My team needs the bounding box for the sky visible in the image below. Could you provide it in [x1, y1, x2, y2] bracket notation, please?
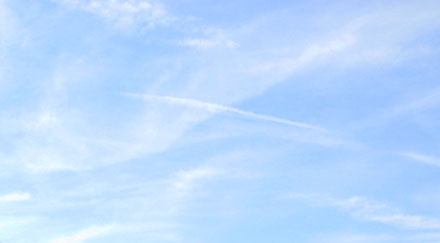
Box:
[1, 0, 440, 242]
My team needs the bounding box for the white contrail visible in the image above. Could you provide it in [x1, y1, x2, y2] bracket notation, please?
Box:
[126, 93, 323, 130]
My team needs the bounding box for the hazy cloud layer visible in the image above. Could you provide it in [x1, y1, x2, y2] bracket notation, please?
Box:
[0, 0, 440, 242]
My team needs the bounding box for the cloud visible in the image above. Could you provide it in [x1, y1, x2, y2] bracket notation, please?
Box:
[172, 167, 219, 191]
[0, 193, 30, 202]
[394, 88, 440, 115]
[52, 225, 115, 243]
[174, 32, 359, 108]
[352, 87, 440, 129]
[50, 222, 181, 243]
[399, 152, 440, 167]
[180, 38, 238, 49]
[52, 0, 172, 30]
[310, 233, 395, 243]
[289, 194, 440, 230]
[164, 166, 221, 215]
[126, 93, 323, 130]
[311, 233, 440, 243]
[248, 34, 357, 74]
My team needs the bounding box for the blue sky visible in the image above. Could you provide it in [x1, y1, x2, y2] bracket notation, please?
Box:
[1, 0, 440, 242]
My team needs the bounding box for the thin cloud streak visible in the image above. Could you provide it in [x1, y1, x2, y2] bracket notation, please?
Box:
[52, 225, 115, 243]
[288, 194, 440, 230]
[126, 93, 324, 130]
[399, 152, 440, 167]
[52, 0, 172, 29]
[0, 193, 30, 202]
[352, 88, 440, 130]
[180, 38, 238, 49]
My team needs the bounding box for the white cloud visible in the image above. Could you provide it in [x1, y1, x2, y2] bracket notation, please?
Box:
[311, 233, 440, 243]
[0, 193, 30, 202]
[126, 93, 323, 130]
[286, 34, 357, 71]
[175, 31, 358, 107]
[8, 0, 437, 177]
[394, 88, 440, 115]
[52, 0, 172, 30]
[289, 194, 440, 230]
[156, 165, 224, 217]
[352, 88, 440, 129]
[52, 225, 115, 243]
[399, 152, 440, 167]
[173, 167, 219, 191]
[248, 34, 357, 74]
[180, 38, 238, 49]
[178, 26, 239, 49]
[310, 233, 395, 243]
[50, 222, 182, 243]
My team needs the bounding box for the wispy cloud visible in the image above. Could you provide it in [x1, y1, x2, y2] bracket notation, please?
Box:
[392, 88, 440, 116]
[2, 1, 440, 242]
[180, 38, 238, 49]
[126, 93, 323, 130]
[399, 152, 440, 167]
[172, 167, 219, 191]
[310, 233, 395, 243]
[289, 194, 440, 230]
[350, 87, 440, 130]
[52, 225, 115, 243]
[248, 34, 357, 74]
[0, 193, 30, 202]
[163, 165, 221, 215]
[311, 232, 440, 243]
[52, 0, 172, 30]
[51, 222, 181, 243]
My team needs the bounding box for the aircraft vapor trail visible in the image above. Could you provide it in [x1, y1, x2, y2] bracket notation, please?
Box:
[126, 93, 323, 131]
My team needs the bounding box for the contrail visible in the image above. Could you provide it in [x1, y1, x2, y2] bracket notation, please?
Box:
[125, 93, 323, 130]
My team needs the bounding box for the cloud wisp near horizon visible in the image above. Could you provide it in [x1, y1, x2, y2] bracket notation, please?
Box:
[1, 0, 440, 242]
